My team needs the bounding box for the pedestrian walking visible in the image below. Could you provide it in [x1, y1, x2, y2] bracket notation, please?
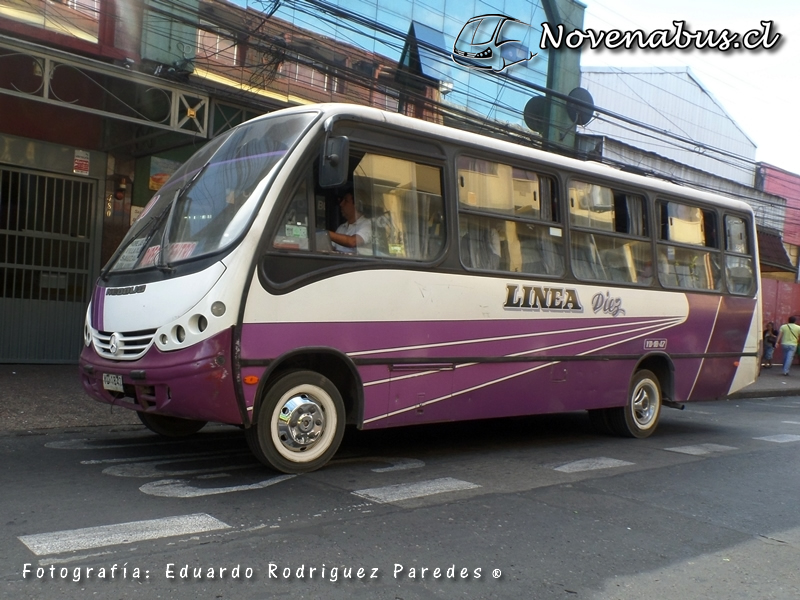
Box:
[775, 316, 800, 376]
[763, 322, 778, 369]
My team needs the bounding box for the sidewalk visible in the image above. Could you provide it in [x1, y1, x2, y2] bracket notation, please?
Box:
[0, 363, 797, 434]
[728, 364, 800, 399]
[0, 364, 138, 434]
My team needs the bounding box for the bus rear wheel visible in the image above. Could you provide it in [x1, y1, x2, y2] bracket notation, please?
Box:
[608, 369, 662, 438]
[246, 370, 345, 474]
[137, 412, 207, 437]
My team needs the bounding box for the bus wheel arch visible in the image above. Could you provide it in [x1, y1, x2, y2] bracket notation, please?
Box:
[608, 369, 662, 438]
[246, 369, 346, 473]
[591, 355, 673, 438]
[635, 354, 674, 405]
[245, 350, 361, 473]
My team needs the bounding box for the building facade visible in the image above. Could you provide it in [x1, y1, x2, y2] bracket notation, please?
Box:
[756, 163, 800, 325]
[0, 0, 585, 362]
[577, 65, 797, 327]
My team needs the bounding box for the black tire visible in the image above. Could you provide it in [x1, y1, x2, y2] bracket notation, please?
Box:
[588, 408, 614, 435]
[137, 411, 207, 437]
[608, 369, 662, 438]
[245, 370, 345, 474]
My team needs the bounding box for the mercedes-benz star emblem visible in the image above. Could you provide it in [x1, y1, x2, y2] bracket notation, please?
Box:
[109, 333, 121, 356]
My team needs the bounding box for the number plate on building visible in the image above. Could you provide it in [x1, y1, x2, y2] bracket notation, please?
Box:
[102, 373, 124, 393]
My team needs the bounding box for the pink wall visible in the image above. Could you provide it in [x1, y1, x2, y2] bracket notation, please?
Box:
[762, 278, 800, 326]
[759, 164, 800, 246]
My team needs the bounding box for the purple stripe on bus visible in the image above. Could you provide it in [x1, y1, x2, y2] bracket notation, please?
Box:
[240, 317, 683, 362]
[688, 295, 756, 401]
[92, 286, 105, 331]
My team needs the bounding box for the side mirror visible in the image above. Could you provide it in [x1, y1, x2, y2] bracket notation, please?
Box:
[319, 136, 349, 188]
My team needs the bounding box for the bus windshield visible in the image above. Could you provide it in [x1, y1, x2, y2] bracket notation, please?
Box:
[108, 111, 318, 272]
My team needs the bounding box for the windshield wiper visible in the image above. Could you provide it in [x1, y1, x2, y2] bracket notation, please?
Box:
[99, 201, 172, 280]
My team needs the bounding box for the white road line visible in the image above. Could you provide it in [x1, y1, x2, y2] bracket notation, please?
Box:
[18, 513, 230, 556]
[82, 449, 245, 465]
[39, 551, 115, 566]
[139, 475, 295, 498]
[754, 434, 800, 443]
[102, 455, 255, 478]
[371, 458, 425, 473]
[330, 456, 425, 472]
[554, 457, 634, 473]
[781, 421, 800, 425]
[664, 444, 737, 456]
[352, 478, 480, 503]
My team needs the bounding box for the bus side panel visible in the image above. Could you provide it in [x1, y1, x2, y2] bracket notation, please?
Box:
[687, 295, 759, 401]
[239, 323, 393, 421]
[376, 359, 641, 428]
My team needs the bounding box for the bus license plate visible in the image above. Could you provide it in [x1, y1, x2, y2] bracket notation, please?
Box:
[102, 373, 124, 393]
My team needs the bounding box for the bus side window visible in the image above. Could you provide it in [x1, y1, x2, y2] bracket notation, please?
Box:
[350, 154, 445, 261]
[724, 214, 755, 295]
[568, 182, 652, 285]
[657, 200, 721, 291]
[457, 156, 563, 276]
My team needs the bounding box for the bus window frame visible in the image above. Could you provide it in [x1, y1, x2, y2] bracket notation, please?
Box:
[723, 211, 758, 296]
[655, 197, 724, 294]
[258, 137, 451, 292]
[455, 151, 566, 279]
[565, 176, 653, 287]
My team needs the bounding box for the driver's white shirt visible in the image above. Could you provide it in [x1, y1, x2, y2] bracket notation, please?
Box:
[333, 215, 372, 254]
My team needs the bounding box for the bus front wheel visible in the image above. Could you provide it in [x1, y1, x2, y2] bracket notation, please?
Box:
[137, 412, 207, 437]
[608, 369, 662, 438]
[246, 370, 345, 474]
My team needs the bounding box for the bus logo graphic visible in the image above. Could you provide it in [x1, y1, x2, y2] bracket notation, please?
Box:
[504, 284, 582, 311]
[109, 333, 121, 356]
[452, 14, 538, 73]
[644, 339, 667, 350]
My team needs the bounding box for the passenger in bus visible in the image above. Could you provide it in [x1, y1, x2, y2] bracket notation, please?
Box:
[329, 184, 372, 254]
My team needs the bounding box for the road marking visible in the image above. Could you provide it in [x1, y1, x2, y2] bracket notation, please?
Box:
[139, 475, 295, 498]
[664, 444, 737, 456]
[82, 449, 245, 465]
[39, 551, 115, 566]
[103, 454, 254, 478]
[554, 457, 634, 473]
[330, 456, 426, 472]
[781, 421, 800, 425]
[371, 458, 425, 473]
[352, 478, 480, 503]
[45, 438, 180, 450]
[18, 513, 230, 556]
[754, 434, 800, 443]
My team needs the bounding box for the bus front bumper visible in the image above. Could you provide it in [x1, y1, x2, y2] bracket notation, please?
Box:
[78, 327, 242, 425]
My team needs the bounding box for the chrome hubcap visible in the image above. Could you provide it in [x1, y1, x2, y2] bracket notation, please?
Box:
[276, 394, 326, 452]
[632, 381, 658, 427]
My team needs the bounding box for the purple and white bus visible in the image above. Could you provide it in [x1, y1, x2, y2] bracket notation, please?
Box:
[80, 103, 761, 473]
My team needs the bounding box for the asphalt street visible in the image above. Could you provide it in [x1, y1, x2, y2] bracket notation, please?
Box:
[1, 365, 800, 600]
